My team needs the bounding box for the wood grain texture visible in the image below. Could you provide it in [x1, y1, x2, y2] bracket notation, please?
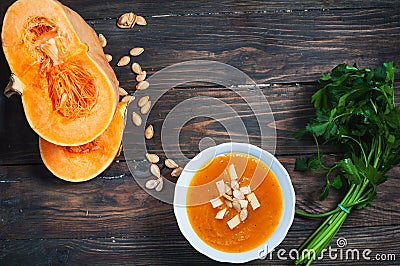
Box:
[2, 0, 397, 22]
[0, 83, 339, 165]
[2, 81, 400, 165]
[1, 225, 399, 265]
[62, 0, 400, 19]
[0, 157, 399, 240]
[1, 4, 400, 85]
[96, 8, 400, 84]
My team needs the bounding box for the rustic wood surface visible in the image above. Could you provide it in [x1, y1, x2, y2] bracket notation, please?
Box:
[1, 0, 399, 265]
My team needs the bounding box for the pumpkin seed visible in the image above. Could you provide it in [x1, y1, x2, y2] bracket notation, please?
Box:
[225, 184, 233, 195]
[171, 167, 182, 177]
[145, 124, 154, 139]
[239, 199, 249, 209]
[136, 16, 147, 26]
[240, 208, 248, 221]
[225, 199, 233, 208]
[98, 33, 107, 47]
[231, 179, 239, 190]
[131, 62, 142, 74]
[121, 95, 135, 104]
[233, 189, 245, 200]
[165, 159, 178, 169]
[155, 178, 163, 191]
[40, 58, 50, 73]
[118, 87, 128, 96]
[117, 12, 137, 28]
[240, 186, 251, 195]
[131, 111, 142, 126]
[140, 100, 151, 115]
[232, 200, 241, 212]
[136, 80, 149, 90]
[150, 163, 160, 178]
[138, 96, 149, 108]
[118, 13, 128, 26]
[145, 179, 159, 190]
[136, 71, 147, 82]
[130, 47, 144, 57]
[105, 54, 113, 62]
[117, 55, 130, 66]
[59, 93, 67, 108]
[222, 194, 233, 201]
[146, 153, 159, 163]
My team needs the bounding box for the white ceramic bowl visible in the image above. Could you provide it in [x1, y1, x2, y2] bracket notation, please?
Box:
[173, 142, 295, 263]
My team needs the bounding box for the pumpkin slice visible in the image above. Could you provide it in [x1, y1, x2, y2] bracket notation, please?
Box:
[39, 102, 127, 182]
[2, 0, 119, 146]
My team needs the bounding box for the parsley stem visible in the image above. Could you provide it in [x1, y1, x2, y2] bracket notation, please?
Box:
[312, 134, 330, 170]
[373, 136, 382, 168]
[295, 62, 396, 265]
[340, 135, 368, 165]
[296, 209, 339, 218]
[295, 182, 372, 265]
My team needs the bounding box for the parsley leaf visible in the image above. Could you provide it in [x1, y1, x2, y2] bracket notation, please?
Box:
[294, 62, 400, 265]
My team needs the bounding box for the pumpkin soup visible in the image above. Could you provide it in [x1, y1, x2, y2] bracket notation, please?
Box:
[186, 152, 283, 253]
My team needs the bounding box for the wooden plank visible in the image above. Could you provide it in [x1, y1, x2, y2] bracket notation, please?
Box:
[0, 225, 398, 265]
[0, 83, 327, 165]
[0, 96, 38, 165]
[95, 8, 400, 84]
[62, 0, 399, 19]
[1, 0, 396, 24]
[5, 7, 399, 163]
[1, 7, 399, 85]
[0, 157, 399, 240]
[2, 80, 400, 165]
[1, 7, 400, 85]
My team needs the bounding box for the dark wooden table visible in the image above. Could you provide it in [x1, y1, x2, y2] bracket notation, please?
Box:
[1, 0, 399, 265]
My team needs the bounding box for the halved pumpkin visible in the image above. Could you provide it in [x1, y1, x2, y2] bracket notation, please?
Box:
[39, 102, 127, 182]
[2, 0, 119, 146]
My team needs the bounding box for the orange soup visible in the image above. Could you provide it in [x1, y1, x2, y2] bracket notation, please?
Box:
[186, 152, 283, 253]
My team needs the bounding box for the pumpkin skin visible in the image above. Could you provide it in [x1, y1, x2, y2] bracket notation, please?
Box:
[39, 102, 127, 182]
[2, 0, 119, 146]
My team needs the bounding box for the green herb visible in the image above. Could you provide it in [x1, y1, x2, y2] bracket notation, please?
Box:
[294, 62, 399, 265]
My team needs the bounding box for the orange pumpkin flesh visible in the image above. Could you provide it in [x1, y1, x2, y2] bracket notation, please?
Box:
[2, 0, 119, 146]
[39, 102, 127, 182]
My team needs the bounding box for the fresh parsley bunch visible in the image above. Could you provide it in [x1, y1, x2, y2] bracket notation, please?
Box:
[294, 62, 399, 265]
